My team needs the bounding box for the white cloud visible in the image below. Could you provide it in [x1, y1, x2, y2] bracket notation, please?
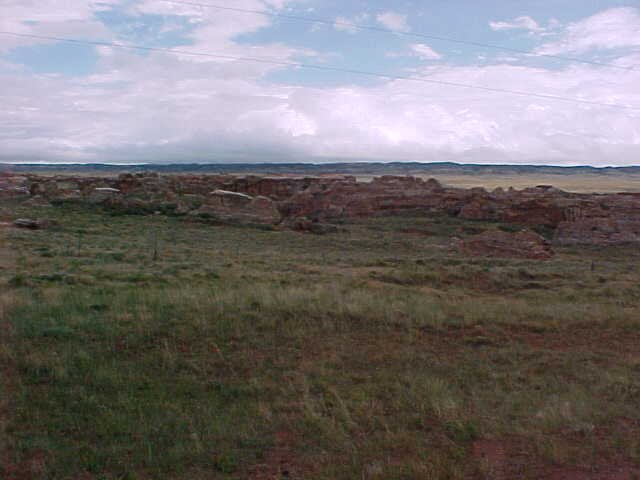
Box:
[0, 0, 123, 52]
[333, 17, 358, 34]
[333, 13, 370, 34]
[535, 7, 640, 55]
[490, 15, 545, 33]
[1, 4, 639, 166]
[410, 44, 442, 60]
[2, 53, 639, 165]
[131, 0, 282, 48]
[387, 43, 442, 61]
[376, 12, 410, 32]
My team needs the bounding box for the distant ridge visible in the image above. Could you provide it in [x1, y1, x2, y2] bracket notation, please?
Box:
[2, 162, 640, 175]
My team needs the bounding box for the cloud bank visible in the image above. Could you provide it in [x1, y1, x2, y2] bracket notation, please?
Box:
[0, 2, 639, 165]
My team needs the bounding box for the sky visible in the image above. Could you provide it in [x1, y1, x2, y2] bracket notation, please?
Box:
[1, 0, 640, 166]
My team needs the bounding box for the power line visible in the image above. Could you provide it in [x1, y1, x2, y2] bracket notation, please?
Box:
[160, 0, 636, 71]
[1, 31, 639, 113]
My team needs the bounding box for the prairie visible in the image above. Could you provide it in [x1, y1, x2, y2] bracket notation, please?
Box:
[355, 173, 640, 193]
[1, 199, 639, 479]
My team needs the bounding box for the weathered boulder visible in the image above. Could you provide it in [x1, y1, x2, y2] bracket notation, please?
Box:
[457, 229, 554, 260]
[553, 194, 640, 245]
[88, 187, 121, 204]
[175, 194, 205, 215]
[280, 176, 449, 220]
[497, 198, 566, 227]
[458, 197, 496, 221]
[458, 193, 567, 228]
[191, 190, 281, 225]
[554, 218, 640, 245]
[210, 189, 253, 205]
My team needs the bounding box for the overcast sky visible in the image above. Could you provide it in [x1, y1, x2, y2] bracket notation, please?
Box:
[1, 0, 639, 165]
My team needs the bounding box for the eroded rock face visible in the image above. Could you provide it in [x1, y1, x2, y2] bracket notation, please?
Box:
[191, 190, 281, 225]
[88, 187, 121, 204]
[458, 230, 554, 260]
[553, 194, 640, 245]
[555, 217, 640, 245]
[454, 189, 640, 246]
[280, 176, 450, 220]
[3, 171, 640, 244]
[0, 174, 30, 198]
[458, 189, 568, 227]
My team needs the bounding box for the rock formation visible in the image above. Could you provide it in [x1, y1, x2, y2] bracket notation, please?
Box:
[191, 190, 281, 225]
[457, 229, 554, 260]
[2, 172, 639, 246]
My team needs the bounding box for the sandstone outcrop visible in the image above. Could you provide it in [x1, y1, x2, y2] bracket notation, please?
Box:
[280, 176, 451, 220]
[457, 229, 554, 260]
[2, 171, 639, 245]
[88, 187, 121, 204]
[191, 190, 281, 225]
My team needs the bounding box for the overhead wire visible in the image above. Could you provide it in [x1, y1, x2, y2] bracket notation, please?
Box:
[159, 0, 637, 71]
[0, 31, 638, 113]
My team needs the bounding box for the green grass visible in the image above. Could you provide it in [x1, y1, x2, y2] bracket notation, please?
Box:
[1, 200, 639, 479]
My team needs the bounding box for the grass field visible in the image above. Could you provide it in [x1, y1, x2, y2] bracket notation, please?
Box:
[1, 200, 639, 479]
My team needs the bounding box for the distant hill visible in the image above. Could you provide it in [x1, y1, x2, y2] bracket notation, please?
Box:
[3, 162, 640, 175]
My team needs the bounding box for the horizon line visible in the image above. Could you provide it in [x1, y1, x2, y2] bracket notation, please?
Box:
[1, 161, 639, 169]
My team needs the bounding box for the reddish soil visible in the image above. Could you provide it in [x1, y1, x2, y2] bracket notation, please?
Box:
[547, 463, 640, 480]
[1, 451, 48, 480]
[248, 430, 313, 480]
[433, 322, 640, 357]
[470, 435, 640, 480]
[501, 324, 640, 356]
[473, 439, 508, 479]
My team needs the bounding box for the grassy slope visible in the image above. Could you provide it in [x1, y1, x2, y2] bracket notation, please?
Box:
[1, 201, 639, 479]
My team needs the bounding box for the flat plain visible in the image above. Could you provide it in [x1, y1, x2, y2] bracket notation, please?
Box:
[354, 173, 640, 193]
[1, 191, 639, 479]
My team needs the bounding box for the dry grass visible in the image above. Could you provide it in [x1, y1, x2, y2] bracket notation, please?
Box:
[0, 200, 639, 479]
[0, 230, 18, 477]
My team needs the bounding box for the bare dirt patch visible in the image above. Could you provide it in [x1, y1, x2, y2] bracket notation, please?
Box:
[470, 435, 640, 480]
[502, 324, 640, 355]
[547, 462, 640, 480]
[472, 439, 508, 479]
[248, 430, 312, 480]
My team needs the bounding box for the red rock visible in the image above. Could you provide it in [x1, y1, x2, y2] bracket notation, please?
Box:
[458, 229, 554, 260]
[5, 172, 640, 245]
[191, 190, 281, 225]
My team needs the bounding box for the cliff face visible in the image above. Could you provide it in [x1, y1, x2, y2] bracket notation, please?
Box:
[2, 172, 640, 245]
